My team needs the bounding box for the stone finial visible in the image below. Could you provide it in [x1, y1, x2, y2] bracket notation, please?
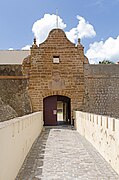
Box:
[32, 37, 38, 48]
[78, 38, 81, 44]
[77, 37, 84, 49]
[34, 37, 36, 45]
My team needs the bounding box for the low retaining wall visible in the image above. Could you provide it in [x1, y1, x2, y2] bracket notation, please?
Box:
[74, 111, 119, 175]
[0, 112, 43, 180]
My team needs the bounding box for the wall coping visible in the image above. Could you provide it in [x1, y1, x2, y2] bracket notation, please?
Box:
[0, 112, 41, 129]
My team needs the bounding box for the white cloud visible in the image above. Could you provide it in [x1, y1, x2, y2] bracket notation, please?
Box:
[21, 45, 31, 50]
[31, 14, 96, 44]
[86, 36, 119, 64]
[32, 14, 66, 44]
[8, 48, 14, 50]
[22, 14, 119, 65]
[77, 16, 96, 38]
[66, 16, 96, 43]
[65, 28, 77, 43]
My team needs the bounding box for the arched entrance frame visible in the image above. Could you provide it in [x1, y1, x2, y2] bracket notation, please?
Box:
[43, 94, 71, 126]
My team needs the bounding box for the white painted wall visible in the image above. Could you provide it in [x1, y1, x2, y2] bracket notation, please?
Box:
[74, 111, 119, 175]
[0, 50, 30, 64]
[0, 112, 43, 180]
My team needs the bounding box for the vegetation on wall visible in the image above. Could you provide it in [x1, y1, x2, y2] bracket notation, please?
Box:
[99, 60, 115, 64]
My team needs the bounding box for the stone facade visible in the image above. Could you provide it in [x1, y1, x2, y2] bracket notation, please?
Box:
[0, 29, 119, 121]
[83, 64, 119, 118]
[0, 65, 32, 121]
[23, 29, 87, 115]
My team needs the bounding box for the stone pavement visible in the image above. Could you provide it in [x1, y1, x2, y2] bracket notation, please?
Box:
[16, 126, 119, 180]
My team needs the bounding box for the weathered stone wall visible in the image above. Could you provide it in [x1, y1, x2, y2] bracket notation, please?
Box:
[23, 29, 87, 115]
[83, 64, 119, 118]
[0, 65, 22, 75]
[0, 65, 32, 121]
[0, 98, 17, 121]
[1, 31, 119, 121]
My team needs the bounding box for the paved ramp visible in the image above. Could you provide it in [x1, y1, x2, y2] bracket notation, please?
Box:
[16, 126, 119, 180]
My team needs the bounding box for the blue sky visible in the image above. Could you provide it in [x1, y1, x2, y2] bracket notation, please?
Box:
[0, 0, 119, 63]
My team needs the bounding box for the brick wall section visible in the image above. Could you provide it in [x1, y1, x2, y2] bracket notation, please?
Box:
[23, 29, 87, 114]
[83, 64, 119, 118]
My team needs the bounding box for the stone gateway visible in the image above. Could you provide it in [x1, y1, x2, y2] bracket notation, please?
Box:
[22, 29, 88, 125]
[0, 28, 119, 124]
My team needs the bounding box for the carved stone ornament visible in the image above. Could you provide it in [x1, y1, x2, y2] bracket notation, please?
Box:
[49, 71, 65, 90]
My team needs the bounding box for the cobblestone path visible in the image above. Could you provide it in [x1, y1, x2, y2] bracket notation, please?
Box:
[16, 126, 119, 180]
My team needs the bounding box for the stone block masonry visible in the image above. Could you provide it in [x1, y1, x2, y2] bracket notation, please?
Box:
[83, 64, 119, 118]
[0, 65, 32, 121]
[0, 65, 22, 76]
[23, 29, 88, 115]
[1, 29, 119, 122]
[0, 78, 32, 120]
[22, 29, 119, 120]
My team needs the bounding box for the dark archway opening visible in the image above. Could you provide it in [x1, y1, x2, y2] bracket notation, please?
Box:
[43, 95, 71, 126]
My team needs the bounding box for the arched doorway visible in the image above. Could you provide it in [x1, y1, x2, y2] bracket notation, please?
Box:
[43, 95, 71, 126]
